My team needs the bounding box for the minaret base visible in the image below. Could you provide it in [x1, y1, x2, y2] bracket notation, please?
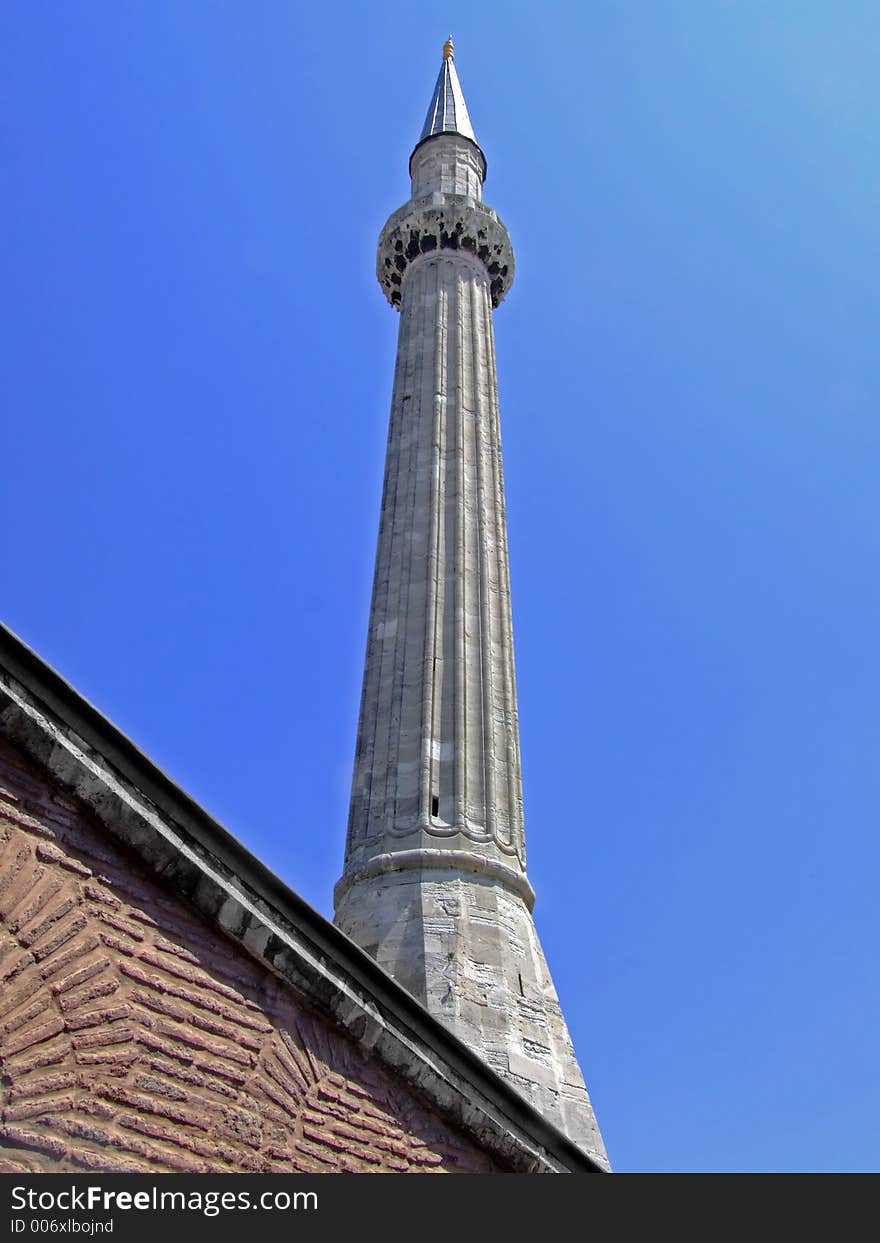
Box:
[335, 868, 609, 1169]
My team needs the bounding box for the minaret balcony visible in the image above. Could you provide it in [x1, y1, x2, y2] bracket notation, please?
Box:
[377, 197, 514, 309]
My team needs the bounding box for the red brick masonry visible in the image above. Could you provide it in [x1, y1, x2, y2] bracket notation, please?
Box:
[0, 737, 503, 1174]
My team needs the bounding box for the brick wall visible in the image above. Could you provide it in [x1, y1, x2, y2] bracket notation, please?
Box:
[0, 736, 504, 1174]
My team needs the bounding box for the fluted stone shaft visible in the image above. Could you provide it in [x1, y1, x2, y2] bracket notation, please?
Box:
[345, 249, 525, 874]
[334, 118, 609, 1168]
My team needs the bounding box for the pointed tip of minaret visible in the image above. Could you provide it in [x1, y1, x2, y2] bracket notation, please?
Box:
[417, 38, 479, 148]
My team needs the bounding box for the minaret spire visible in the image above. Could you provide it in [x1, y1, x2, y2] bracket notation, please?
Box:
[335, 43, 609, 1169]
[417, 37, 480, 150]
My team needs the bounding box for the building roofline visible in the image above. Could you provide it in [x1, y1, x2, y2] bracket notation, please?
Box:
[0, 622, 605, 1174]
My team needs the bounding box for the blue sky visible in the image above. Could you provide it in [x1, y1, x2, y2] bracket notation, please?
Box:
[3, 3, 878, 1172]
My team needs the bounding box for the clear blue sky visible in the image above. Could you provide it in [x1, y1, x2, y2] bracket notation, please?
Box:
[3, 3, 878, 1173]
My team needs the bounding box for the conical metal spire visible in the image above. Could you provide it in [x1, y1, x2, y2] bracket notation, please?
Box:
[417, 37, 479, 147]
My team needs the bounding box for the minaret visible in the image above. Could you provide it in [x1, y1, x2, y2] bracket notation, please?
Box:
[335, 40, 609, 1167]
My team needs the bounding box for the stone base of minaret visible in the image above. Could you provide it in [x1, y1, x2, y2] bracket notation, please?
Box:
[335, 867, 609, 1170]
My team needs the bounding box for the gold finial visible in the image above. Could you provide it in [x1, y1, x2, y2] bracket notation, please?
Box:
[442, 36, 454, 61]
